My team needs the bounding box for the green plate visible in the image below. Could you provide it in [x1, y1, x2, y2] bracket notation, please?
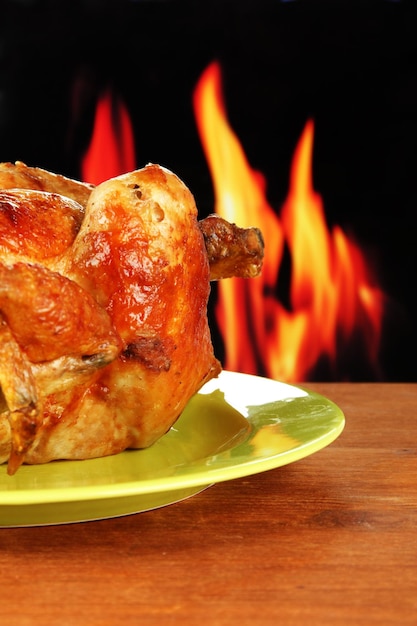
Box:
[0, 371, 344, 526]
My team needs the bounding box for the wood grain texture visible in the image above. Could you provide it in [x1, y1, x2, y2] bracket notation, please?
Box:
[0, 383, 416, 625]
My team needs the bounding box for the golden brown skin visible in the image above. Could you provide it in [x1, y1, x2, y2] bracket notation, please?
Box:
[0, 161, 93, 207]
[0, 164, 221, 472]
[0, 189, 84, 263]
[0, 262, 121, 364]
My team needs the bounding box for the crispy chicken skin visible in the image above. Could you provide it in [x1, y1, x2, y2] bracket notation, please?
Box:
[0, 189, 84, 263]
[0, 160, 93, 207]
[0, 164, 222, 472]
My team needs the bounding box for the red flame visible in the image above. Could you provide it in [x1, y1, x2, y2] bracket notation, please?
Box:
[193, 61, 384, 381]
[81, 88, 136, 185]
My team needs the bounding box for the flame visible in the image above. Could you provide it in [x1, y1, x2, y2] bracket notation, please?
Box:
[193, 61, 384, 381]
[82, 88, 136, 185]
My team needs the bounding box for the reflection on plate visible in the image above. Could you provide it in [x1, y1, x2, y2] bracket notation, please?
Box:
[0, 371, 344, 526]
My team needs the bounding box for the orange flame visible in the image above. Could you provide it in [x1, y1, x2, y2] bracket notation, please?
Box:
[193, 61, 384, 381]
[82, 88, 136, 185]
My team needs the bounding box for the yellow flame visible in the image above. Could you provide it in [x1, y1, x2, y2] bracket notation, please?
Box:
[194, 61, 384, 381]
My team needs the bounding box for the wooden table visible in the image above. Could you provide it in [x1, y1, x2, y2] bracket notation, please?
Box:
[1, 383, 416, 625]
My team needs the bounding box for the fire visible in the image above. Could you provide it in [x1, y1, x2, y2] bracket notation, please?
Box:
[193, 61, 384, 381]
[80, 64, 384, 381]
[81, 88, 136, 185]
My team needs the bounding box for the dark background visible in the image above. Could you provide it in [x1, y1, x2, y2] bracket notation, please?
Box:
[1, 0, 416, 380]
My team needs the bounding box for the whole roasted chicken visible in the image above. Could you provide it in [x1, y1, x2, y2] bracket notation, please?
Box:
[0, 161, 263, 474]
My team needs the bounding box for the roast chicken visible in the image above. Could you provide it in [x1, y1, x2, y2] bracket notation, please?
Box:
[0, 161, 264, 474]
